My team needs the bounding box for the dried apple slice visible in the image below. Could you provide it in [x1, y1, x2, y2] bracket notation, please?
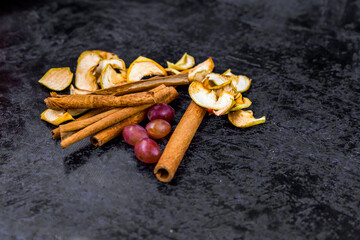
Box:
[67, 85, 90, 116]
[41, 109, 74, 126]
[231, 75, 252, 93]
[127, 56, 167, 82]
[228, 110, 266, 128]
[222, 69, 233, 76]
[189, 81, 234, 110]
[222, 69, 252, 93]
[204, 73, 232, 89]
[75, 51, 102, 91]
[99, 64, 126, 89]
[188, 58, 214, 82]
[213, 83, 236, 97]
[230, 96, 252, 111]
[167, 53, 195, 71]
[189, 81, 217, 108]
[165, 68, 181, 75]
[95, 59, 126, 76]
[213, 92, 236, 116]
[38, 68, 73, 91]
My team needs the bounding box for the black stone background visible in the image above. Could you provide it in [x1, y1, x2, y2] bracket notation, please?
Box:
[1, 0, 360, 239]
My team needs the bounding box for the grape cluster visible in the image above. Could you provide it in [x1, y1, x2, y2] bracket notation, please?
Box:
[122, 103, 175, 163]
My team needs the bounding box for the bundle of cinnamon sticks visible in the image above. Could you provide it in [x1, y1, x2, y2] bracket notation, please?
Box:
[48, 74, 189, 149]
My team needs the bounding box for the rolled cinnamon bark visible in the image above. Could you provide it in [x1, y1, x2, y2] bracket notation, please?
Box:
[59, 108, 122, 132]
[93, 73, 189, 96]
[90, 111, 147, 147]
[91, 85, 181, 146]
[60, 86, 178, 148]
[45, 91, 155, 110]
[154, 101, 206, 182]
[51, 108, 110, 139]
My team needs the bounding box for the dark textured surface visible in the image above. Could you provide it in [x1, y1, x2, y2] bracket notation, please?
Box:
[1, 0, 360, 239]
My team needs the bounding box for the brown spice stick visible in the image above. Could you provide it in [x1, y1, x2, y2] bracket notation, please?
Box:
[58, 85, 166, 133]
[91, 85, 180, 146]
[51, 108, 110, 139]
[90, 111, 147, 147]
[59, 108, 122, 132]
[45, 91, 155, 110]
[154, 101, 206, 182]
[92, 73, 189, 96]
[60, 86, 178, 148]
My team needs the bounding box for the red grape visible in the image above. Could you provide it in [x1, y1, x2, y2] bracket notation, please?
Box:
[122, 124, 148, 146]
[147, 103, 175, 122]
[146, 119, 171, 139]
[134, 138, 162, 163]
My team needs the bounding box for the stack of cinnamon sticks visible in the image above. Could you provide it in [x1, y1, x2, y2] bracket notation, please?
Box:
[47, 74, 189, 148]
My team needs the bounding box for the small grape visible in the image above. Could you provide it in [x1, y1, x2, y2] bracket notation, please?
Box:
[122, 124, 148, 146]
[147, 103, 175, 122]
[146, 119, 171, 139]
[134, 138, 162, 163]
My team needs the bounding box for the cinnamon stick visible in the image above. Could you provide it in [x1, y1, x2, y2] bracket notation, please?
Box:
[91, 85, 181, 146]
[45, 91, 155, 110]
[51, 108, 110, 139]
[154, 101, 206, 182]
[60, 86, 178, 148]
[59, 108, 122, 132]
[92, 73, 189, 96]
[90, 111, 147, 147]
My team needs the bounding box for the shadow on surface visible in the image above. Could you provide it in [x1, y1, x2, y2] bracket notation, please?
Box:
[63, 145, 97, 174]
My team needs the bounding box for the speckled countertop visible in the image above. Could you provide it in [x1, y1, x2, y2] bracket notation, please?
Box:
[1, 0, 359, 239]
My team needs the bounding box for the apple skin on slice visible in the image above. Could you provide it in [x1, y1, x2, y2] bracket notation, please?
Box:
[38, 67, 73, 91]
[41, 109, 74, 126]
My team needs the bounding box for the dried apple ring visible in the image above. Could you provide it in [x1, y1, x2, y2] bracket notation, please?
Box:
[38, 68, 73, 91]
[41, 109, 74, 126]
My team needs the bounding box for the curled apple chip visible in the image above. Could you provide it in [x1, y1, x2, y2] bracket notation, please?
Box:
[127, 56, 167, 82]
[213, 92, 236, 116]
[204, 73, 232, 89]
[95, 58, 126, 77]
[167, 53, 195, 71]
[189, 81, 234, 110]
[230, 96, 252, 111]
[228, 110, 266, 128]
[231, 75, 252, 93]
[213, 83, 236, 97]
[189, 81, 217, 109]
[41, 109, 74, 126]
[165, 68, 181, 75]
[75, 51, 102, 91]
[99, 64, 126, 89]
[188, 58, 214, 82]
[222, 69, 252, 93]
[67, 85, 90, 116]
[38, 67, 73, 91]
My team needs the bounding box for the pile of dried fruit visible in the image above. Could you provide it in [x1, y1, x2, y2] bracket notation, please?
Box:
[39, 50, 266, 181]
